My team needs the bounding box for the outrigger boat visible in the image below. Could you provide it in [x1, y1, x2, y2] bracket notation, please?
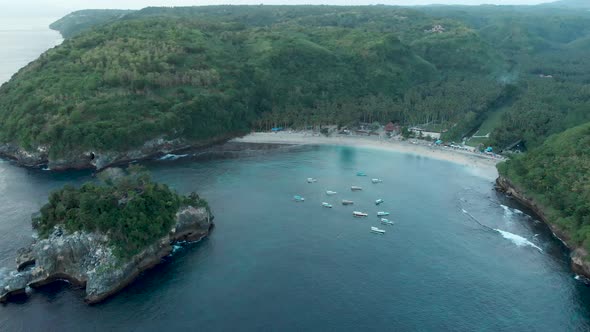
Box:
[293, 195, 305, 202]
[353, 211, 368, 217]
[372, 178, 383, 184]
[371, 226, 386, 234]
[307, 178, 318, 183]
[377, 211, 390, 217]
[326, 190, 338, 195]
[375, 199, 384, 205]
[322, 202, 333, 208]
[342, 200, 354, 205]
[351, 186, 363, 191]
[381, 218, 394, 225]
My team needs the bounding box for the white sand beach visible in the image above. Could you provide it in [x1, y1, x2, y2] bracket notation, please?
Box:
[233, 132, 502, 181]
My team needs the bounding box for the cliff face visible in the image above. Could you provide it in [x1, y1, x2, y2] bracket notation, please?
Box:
[0, 136, 233, 171]
[0, 206, 213, 304]
[495, 176, 590, 278]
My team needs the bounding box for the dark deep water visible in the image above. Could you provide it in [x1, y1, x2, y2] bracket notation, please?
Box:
[1, 145, 590, 331]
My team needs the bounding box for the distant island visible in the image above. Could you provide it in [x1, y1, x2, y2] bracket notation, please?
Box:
[0, 167, 214, 304]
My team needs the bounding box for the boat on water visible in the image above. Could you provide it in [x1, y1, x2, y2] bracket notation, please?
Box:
[342, 200, 354, 205]
[351, 186, 363, 191]
[307, 178, 318, 183]
[375, 199, 384, 205]
[371, 226, 386, 234]
[293, 195, 305, 202]
[377, 211, 390, 216]
[322, 202, 333, 208]
[356, 172, 367, 176]
[326, 190, 338, 195]
[353, 211, 368, 217]
[372, 178, 383, 184]
[381, 218, 394, 225]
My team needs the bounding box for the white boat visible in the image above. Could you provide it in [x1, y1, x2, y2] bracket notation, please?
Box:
[326, 190, 338, 195]
[351, 186, 363, 191]
[372, 178, 383, 184]
[377, 212, 390, 216]
[342, 200, 354, 205]
[307, 178, 318, 183]
[371, 226, 386, 234]
[322, 202, 333, 208]
[375, 199, 384, 205]
[293, 195, 305, 202]
[381, 218, 395, 225]
[353, 211, 368, 217]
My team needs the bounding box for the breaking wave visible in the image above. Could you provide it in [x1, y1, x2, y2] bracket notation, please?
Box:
[500, 204, 514, 216]
[159, 154, 189, 161]
[495, 229, 543, 252]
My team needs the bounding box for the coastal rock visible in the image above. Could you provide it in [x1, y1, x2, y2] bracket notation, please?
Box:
[0, 270, 33, 302]
[0, 206, 213, 304]
[0, 135, 234, 171]
[0, 143, 47, 168]
[496, 176, 590, 279]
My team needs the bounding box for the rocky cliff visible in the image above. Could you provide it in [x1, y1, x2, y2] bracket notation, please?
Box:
[0, 205, 213, 304]
[0, 135, 233, 171]
[496, 176, 590, 279]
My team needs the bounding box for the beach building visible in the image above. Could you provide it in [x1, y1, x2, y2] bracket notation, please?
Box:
[409, 127, 441, 140]
[385, 122, 401, 136]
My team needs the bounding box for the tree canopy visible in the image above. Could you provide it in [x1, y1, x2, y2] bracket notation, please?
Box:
[1, 5, 589, 157]
[34, 167, 208, 259]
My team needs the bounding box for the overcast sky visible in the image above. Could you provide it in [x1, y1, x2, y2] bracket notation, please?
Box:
[0, 0, 555, 17]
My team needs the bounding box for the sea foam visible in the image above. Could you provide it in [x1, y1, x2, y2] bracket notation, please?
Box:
[495, 229, 543, 252]
[159, 154, 189, 161]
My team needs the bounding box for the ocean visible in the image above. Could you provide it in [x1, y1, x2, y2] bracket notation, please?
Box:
[1, 145, 590, 331]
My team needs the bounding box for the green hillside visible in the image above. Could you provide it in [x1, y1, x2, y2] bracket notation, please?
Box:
[1, 5, 590, 165]
[498, 123, 590, 251]
[1, 6, 504, 161]
[49, 9, 134, 38]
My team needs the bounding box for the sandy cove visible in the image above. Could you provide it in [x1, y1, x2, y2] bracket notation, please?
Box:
[233, 132, 502, 181]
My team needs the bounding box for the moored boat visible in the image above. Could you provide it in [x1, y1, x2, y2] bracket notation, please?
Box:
[377, 211, 390, 216]
[322, 202, 333, 208]
[375, 199, 384, 205]
[351, 186, 363, 191]
[381, 218, 394, 225]
[372, 178, 383, 184]
[342, 200, 354, 205]
[353, 211, 368, 217]
[307, 178, 318, 183]
[371, 226, 386, 234]
[293, 195, 305, 202]
[356, 172, 367, 176]
[326, 190, 338, 195]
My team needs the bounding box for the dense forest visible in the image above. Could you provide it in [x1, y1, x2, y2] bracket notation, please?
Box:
[34, 167, 208, 259]
[2, 4, 590, 160]
[498, 123, 590, 252]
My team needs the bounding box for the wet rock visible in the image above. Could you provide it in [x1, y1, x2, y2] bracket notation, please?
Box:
[0, 206, 213, 304]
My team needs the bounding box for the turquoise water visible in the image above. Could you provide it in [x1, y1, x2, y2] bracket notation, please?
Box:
[1, 145, 589, 331]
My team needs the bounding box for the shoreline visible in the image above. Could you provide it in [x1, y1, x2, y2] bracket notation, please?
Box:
[495, 176, 590, 280]
[233, 132, 502, 181]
